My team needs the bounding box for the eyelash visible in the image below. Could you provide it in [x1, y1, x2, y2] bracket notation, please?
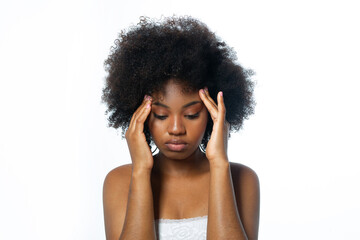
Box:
[153, 113, 167, 120]
[186, 113, 200, 119]
[153, 113, 200, 120]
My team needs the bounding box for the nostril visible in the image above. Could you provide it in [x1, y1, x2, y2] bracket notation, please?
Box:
[167, 116, 186, 135]
[168, 124, 186, 135]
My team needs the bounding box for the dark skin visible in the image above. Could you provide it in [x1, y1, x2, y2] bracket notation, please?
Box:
[103, 80, 260, 240]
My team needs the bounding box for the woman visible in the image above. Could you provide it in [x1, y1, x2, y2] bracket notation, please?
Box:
[102, 16, 260, 240]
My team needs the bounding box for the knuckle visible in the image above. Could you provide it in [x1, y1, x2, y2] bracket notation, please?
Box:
[220, 107, 226, 113]
[135, 118, 143, 123]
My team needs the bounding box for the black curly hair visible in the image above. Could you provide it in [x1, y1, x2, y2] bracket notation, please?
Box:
[102, 16, 255, 150]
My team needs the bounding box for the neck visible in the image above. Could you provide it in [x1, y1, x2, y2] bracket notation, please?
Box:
[153, 148, 209, 177]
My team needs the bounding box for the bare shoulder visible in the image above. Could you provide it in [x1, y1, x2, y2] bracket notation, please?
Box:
[103, 163, 133, 211]
[103, 164, 133, 240]
[229, 162, 259, 187]
[230, 162, 260, 240]
[104, 164, 133, 188]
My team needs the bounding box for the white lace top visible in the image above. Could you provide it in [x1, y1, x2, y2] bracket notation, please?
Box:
[155, 215, 208, 240]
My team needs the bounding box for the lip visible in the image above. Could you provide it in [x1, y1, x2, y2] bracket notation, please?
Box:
[165, 139, 188, 152]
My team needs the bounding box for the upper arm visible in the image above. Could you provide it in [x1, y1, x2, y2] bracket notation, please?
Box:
[103, 164, 132, 240]
[230, 162, 260, 240]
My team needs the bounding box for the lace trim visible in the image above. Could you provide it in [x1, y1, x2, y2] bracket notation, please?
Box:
[155, 215, 208, 224]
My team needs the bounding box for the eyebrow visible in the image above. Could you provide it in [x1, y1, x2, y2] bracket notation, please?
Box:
[152, 101, 202, 109]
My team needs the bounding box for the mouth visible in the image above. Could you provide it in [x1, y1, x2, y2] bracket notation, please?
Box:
[165, 140, 188, 152]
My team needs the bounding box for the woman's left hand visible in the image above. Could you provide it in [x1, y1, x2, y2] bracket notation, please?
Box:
[199, 88, 230, 166]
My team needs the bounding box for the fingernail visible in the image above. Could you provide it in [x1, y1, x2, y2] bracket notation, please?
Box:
[220, 91, 223, 96]
[204, 87, 208, 91]
[200, 89, 205, 94]
[144, 95, 148, 100]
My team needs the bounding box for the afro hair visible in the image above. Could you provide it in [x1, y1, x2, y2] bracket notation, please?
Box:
[102, 16, 255, 149]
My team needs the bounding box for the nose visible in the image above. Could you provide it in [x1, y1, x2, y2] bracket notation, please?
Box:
[167, 115, 186, 135]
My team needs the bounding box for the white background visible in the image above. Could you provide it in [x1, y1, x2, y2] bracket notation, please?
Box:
[1, 0, 359, 239]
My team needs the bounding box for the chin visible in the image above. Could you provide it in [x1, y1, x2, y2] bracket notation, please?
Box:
[159, 147, 201, 160]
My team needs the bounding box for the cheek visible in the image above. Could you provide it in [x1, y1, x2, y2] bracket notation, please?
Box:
[201, 117, 208, 133]
[148, 117, 164, 138]
[148, 117, 156, 135]
[190, 115, 208, 138]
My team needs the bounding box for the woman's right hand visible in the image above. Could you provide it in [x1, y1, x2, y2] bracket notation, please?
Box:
[125, 95, 153, 171]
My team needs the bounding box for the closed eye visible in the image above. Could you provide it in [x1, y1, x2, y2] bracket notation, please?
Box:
[153, 113, 167, 120]
[185, 113, 200, 120]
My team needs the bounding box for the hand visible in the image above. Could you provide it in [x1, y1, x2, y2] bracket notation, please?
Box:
[125, 95, 154, 171]
[199, 88, 230, 165]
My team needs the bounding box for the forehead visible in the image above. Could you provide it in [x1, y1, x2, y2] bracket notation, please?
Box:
[152, 80, 199, 103]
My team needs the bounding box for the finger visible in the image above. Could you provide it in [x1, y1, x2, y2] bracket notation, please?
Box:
[133, 96, 152, 123]
[129, 97, 147, 128]
[129, 95, 152, 130]
[199, 89, 218, 120]
[204, 87, 217, 108]
[217, 91, 226, 124]
[132, 100, 152, 133]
